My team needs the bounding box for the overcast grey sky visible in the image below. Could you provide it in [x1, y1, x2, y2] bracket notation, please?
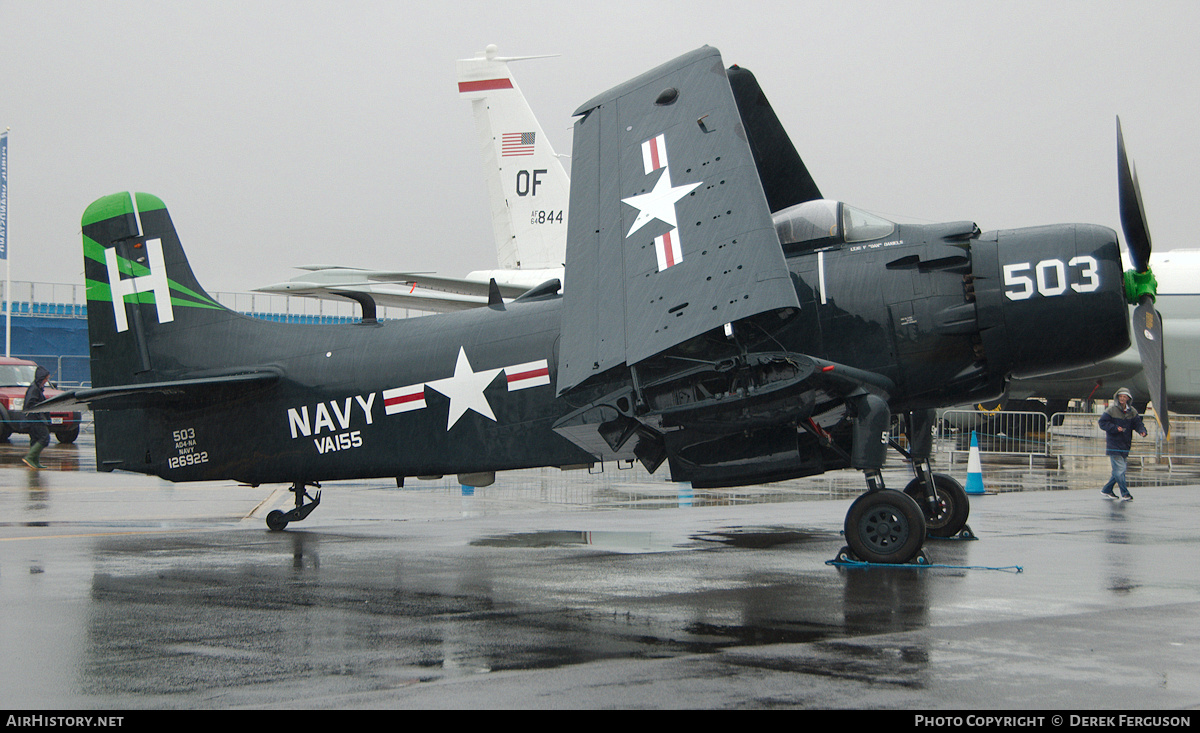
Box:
[2, 0, 1198, 295]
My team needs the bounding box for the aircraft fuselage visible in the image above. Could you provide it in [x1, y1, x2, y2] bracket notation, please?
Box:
[95, 218, 1130, 489]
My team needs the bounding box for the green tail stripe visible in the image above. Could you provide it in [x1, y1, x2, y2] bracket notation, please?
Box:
[83, 235, 150, 278]
[170, 295, 223, 310]
[80, 192, 166, 228]
[82, 236, 221, 309]
[87, 277, 225, 307]
[168, 280, 219, 307]
[134, 192, 166, 213]
[82, 236, 107, 268]
[85, 278, 107, 302]
[81, 194, 134, 229]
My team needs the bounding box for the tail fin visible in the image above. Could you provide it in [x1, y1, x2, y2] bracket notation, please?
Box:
[58, 193, 280, 474]
[457, 45, 569, 270]
[82, 192, 233, 387]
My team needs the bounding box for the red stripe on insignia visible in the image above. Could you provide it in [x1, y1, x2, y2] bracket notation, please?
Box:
[385, 392, 424, 407]
[663, 230, 676, 268]
[507, 367, 549, 383]
[458, 79, 514, 93]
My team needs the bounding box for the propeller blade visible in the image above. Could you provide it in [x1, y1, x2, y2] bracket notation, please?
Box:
[1117, 116, 1153, 273]
[1133, 296, 1168, 437]
[1117, 118, 1166, 435]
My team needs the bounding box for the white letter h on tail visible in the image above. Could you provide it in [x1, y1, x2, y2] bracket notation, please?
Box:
[105, 238, 174, 333]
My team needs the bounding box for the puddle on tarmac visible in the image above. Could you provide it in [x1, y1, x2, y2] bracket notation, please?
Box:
[691, 526, 826, 549]
[471, 530, 690, 553]
[471, 526, 829, 554]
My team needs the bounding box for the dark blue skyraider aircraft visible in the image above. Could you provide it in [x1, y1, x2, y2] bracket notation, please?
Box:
[38, 47, 1166, 564]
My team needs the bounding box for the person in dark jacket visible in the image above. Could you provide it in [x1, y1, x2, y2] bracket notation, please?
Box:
[1098, 387, 1147, 501]
[22, 366, 52, 470]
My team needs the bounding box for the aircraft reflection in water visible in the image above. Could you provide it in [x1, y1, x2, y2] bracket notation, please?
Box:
[75, 528, 942, 697]
[39, 46, 1166, 564]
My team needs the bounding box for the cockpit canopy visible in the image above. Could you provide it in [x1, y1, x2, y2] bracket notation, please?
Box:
[772, 199, 895, 247]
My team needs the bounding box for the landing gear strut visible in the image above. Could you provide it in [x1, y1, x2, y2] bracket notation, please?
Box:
[902, 473, 969, 538]
[839, 395, 927, 563]
[894, 409, 970, 539]
[838, 399, 970, 563]
[266, 481, 321, 531]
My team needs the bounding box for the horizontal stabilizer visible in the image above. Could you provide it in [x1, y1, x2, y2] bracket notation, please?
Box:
[31, 370, 280, 411]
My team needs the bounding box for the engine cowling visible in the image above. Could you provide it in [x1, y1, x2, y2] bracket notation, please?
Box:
[972, 223, 1130, 381]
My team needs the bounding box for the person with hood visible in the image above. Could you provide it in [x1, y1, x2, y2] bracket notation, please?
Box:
[21, 365, 52, 470]
[1098, 387, 1147, 501]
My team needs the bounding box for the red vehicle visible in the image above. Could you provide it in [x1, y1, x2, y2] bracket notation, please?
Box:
[0, 356, 82, 444]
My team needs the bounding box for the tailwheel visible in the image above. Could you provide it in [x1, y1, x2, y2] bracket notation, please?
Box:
[903, 473, 970, 538]
[844, 489, 926, 564]
[265, 481, 321, 531]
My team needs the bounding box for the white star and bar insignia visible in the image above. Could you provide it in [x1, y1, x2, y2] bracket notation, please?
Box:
[620, 133, 700, 272]
[382, 347, 550, 431]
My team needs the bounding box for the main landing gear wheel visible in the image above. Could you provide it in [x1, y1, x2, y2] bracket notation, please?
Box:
[903, 473, 970, 538]
[844, 489, 926, 564]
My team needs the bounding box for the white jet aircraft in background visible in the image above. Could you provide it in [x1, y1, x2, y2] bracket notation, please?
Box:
[257, 45, 568, 312]
[1001, 248, 1200, 416]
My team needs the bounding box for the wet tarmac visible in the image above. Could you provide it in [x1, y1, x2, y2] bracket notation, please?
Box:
[2, 427, 1199, 710]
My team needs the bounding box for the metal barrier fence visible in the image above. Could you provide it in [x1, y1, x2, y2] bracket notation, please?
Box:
[19, 354, 91, 388]
[938, 410, 1050, 467]
[1045, 412, 1200, 467]
[939, 408, 1200, 468]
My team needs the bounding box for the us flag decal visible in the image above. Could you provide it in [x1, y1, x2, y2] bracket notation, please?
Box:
[501, 132, 536, 157]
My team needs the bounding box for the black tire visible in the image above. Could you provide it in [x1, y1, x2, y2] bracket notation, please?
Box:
[266, 510, 289, 531]
[903, 473, 970, 538]
[844, 490, 926, 564]
[55, 425, 80, 444]
[0, 406, 11, 442]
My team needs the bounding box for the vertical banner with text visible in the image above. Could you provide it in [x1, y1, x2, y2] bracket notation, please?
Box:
[3, 129, 9, 357]
[0, 131, 8, 261]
